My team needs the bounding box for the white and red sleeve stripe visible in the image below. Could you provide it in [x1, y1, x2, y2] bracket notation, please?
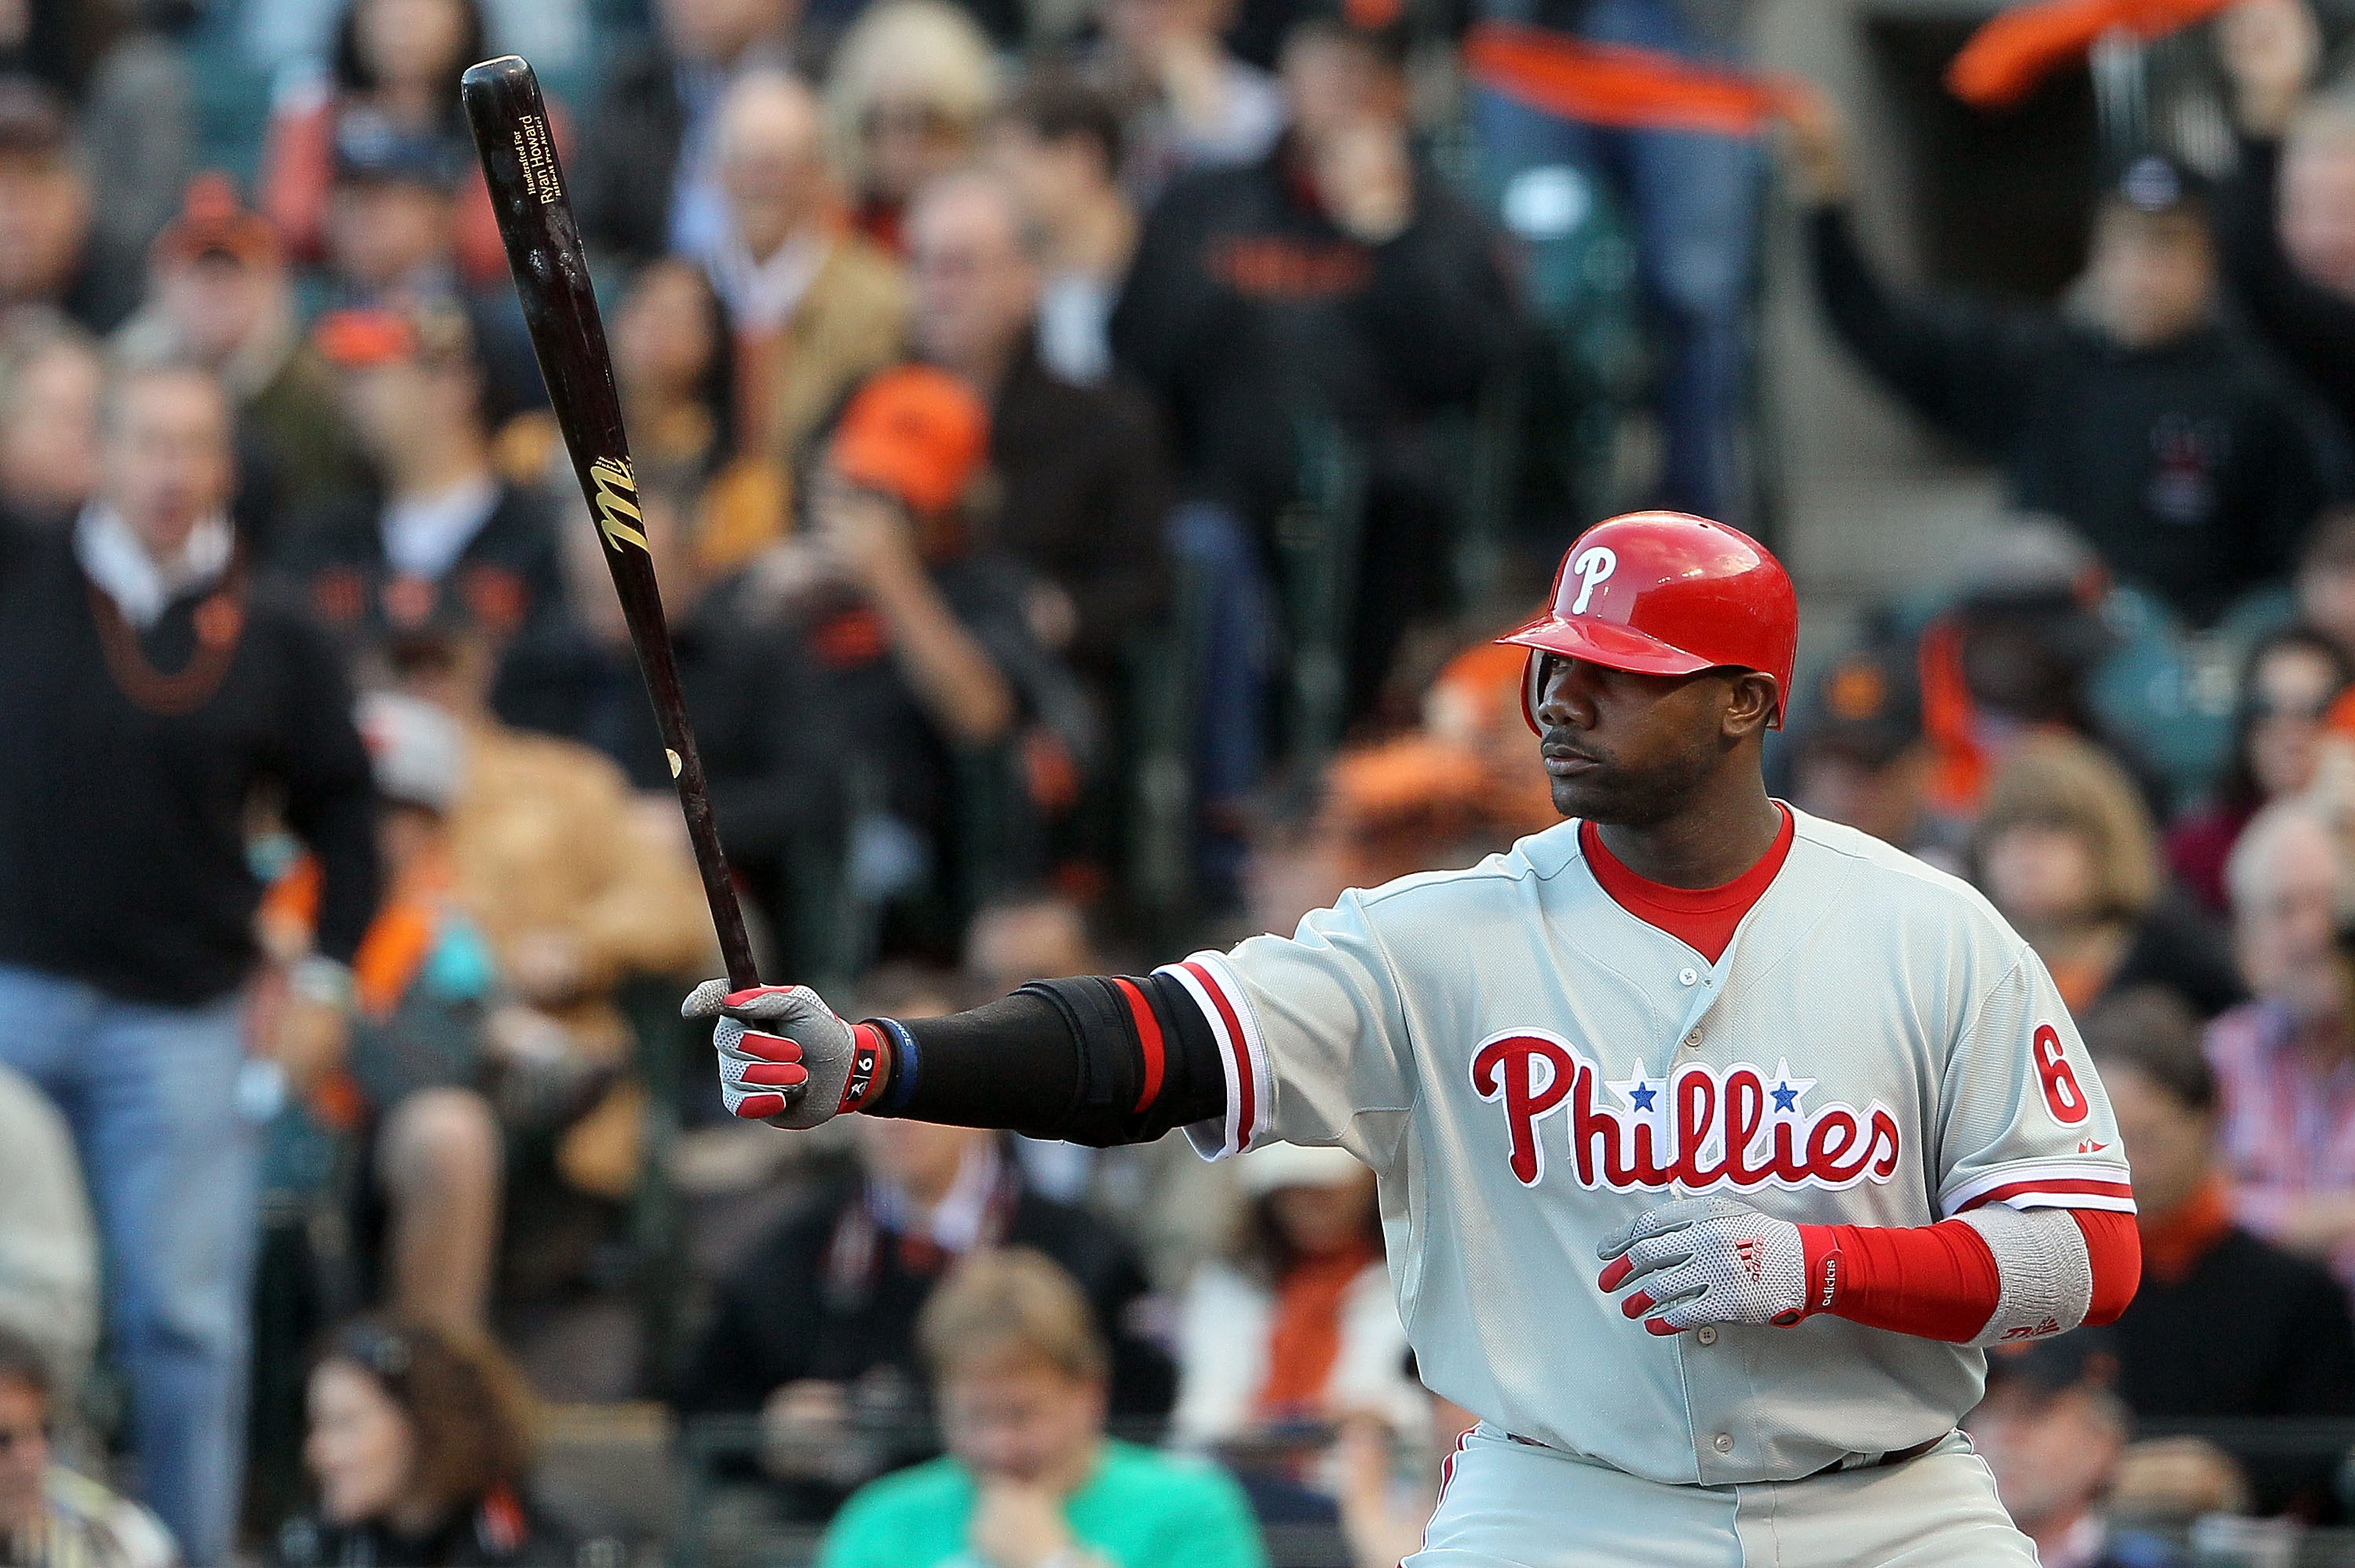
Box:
[1157, 950, 1276, 1159]
[1940, 1161, 2137, 1217]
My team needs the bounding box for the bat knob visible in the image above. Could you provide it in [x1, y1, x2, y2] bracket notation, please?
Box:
[462, 54, 535, 95]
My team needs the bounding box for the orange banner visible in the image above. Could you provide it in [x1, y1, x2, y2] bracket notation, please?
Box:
[1947, 0, 2240, 108]
[1466, 24, 1802, 137]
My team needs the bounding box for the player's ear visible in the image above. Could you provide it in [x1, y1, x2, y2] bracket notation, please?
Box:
[1722, 672, 1777, 739]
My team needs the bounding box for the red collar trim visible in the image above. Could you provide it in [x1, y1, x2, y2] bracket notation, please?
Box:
[1579, 805, 1795, 961]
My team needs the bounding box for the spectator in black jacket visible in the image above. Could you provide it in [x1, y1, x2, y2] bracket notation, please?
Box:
[1784, 90, 2347, 629]
[1112, 3, 1516, 720]
[0, 361, 380, 1565]
[995, 78, 1272, 882]
[904, 167, 1172, 699]
[2081, 987, 2355, 1520]
[275, 304, 567, 674]
[992, 72, 1141, 389]
[677, 1117, 1175, 1510]
[569, 0, 800, 266]
[2214, 0, 2355, 443]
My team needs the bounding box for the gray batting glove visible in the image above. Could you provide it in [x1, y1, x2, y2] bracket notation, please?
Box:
[682, 980, 860, 1131]
[1597, 1195, 1813, 1336]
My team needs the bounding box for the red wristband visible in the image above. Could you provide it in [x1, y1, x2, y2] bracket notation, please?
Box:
[838, 1023, 893, 1114]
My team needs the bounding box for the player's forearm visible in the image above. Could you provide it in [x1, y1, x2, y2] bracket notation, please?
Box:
[1795, 1208, 2137, 1345]
[1793, 1218, 2002, 1343]
[867, 974, 1229, 1143]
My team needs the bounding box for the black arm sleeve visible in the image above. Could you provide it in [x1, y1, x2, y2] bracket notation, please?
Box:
[875, 973, 1229, 1146]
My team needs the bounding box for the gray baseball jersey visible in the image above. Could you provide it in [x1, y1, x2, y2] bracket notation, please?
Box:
[1156, 808, 2131, 1487]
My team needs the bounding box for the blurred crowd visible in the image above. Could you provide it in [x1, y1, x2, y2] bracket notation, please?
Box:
[11, 0, 2355, 1563]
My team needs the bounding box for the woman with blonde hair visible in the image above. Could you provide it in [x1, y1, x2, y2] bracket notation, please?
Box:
[1970, 734, 2243, 1018]
[825, 0, 1001, 252]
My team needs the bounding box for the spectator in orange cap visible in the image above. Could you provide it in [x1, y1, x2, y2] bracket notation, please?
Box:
[1253, 636, 1555, 935]
[756, 363, 1093, 954]
[827, 366, 991, 528]
[115, 174, 370, 551]
[1318, 638, 1557, 884]
[272, 304, 567, 675]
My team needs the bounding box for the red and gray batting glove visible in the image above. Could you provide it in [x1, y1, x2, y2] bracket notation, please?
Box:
[1597, 1196, 1827, 1336]
[681, 981, 889, 1130]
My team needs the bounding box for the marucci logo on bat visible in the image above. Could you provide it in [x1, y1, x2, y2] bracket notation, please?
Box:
[589, 458, 648, 554]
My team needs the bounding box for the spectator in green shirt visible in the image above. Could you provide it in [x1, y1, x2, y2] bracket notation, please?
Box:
[820, 1248, 1267, 1568]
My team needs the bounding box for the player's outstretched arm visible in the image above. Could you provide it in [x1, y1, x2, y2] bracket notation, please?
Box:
[682, 973, 1232, 1143]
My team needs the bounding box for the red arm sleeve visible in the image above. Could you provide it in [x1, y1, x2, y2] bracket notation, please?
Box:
[1793, 1209, 2143, 1343]
[1798, 1220, 2002, 1342]
[2075, 1209, 2141, 1326]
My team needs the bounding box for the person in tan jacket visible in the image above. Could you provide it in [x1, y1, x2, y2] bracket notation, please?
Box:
[389, 618, 717, 1202]
[699, 69, 910, 495]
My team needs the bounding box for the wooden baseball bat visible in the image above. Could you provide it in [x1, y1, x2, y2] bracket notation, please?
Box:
[460, 53, 760, 992]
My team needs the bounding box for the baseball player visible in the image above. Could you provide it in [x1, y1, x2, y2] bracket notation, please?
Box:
[686, 512, 2141, 1566]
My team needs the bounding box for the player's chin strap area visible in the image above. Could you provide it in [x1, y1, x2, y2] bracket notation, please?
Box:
[1954, 1205, 2094, 1347]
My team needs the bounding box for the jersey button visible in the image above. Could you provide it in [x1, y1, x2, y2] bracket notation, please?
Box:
[1712, 1433, 1734, 1453]
[1696, 1327, 1718, 1346]
[1678, 968, 1698, 986]
[1684, 1029, 1703, 1050]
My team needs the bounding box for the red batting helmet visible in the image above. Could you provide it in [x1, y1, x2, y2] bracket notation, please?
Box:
[1498, 512, 1798, 735]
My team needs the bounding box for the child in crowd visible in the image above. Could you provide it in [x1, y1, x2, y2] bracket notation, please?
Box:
[820, 1249, 1263, 1568]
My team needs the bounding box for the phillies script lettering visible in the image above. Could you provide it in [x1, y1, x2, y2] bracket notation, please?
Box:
[1469, 1030, 1903, 1193]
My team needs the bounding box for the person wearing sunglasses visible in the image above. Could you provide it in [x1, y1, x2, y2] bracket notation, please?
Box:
[274, 1318, 600, 1568]
[0, 1324, 176, 1568]
[2168, 625, 2353, 915]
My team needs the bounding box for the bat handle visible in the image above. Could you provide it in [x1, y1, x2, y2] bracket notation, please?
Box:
[714, 893, 761, 994]
[717, 917, 761, 994]
[671, 731, 761, 994]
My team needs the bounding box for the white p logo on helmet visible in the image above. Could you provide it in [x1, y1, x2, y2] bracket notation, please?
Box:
[1570, 545, 1617, 615]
